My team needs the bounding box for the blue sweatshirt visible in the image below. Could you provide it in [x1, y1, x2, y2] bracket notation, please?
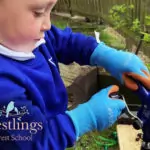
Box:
[0, 25, 98, 150]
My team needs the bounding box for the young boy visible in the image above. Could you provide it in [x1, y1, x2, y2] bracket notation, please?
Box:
[0, 0, 149, 149]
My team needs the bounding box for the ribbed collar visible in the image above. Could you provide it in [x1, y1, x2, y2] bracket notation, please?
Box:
[0, 38, 45, 61]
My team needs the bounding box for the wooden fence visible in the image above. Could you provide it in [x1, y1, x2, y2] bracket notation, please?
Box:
[55, 0, 150, 27]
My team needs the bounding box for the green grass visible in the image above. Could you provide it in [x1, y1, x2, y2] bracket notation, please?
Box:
[52, 17, 125, 50]
[66, 124, 118, 150]
[100, 30, 125, 49]
[51, 18, 69, 29]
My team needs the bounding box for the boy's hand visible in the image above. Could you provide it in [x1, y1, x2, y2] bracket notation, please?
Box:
[90, 42, 150, 90]
[66, 85, 125, 139]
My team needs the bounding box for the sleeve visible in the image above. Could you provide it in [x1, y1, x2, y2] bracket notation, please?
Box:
[45, 25, 98, 65]
[0, 76, 76, 150]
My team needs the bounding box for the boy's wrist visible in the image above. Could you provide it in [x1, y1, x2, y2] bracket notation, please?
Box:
[66, 103, 96, 139]
[90, 42, 117, 66]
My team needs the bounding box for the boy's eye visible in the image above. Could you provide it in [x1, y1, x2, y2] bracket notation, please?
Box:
[34, 11, 45, 17]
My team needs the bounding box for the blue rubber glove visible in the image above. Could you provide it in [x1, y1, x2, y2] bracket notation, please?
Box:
[90, 42, 150, 90]
[66, 85, 125, 139]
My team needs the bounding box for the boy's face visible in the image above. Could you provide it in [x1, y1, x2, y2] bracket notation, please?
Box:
[0, 0, 57, 52]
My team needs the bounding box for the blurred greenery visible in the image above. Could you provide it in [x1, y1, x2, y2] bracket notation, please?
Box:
[52, 18, 69, 29]
[66, 124, 118, 150]
[100, 30, 125, 49]
[51, 16, 125, 50]
[146, 63, 150, 71]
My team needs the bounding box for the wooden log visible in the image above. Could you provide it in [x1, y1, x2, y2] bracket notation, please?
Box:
[117, 124, 142, 150]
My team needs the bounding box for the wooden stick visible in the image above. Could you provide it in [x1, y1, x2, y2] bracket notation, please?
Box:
[117, 125, 142, 150]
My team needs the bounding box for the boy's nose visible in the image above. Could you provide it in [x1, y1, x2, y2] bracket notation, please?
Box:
[41, 16, 51, 31]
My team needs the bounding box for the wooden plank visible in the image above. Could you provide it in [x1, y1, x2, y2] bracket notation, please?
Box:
[117, 125, 142, 150]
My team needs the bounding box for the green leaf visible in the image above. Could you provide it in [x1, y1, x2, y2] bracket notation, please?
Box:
[131, 18, 141, 33]
[145, 16, 150, 26]
[140, 32, 150, 42]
